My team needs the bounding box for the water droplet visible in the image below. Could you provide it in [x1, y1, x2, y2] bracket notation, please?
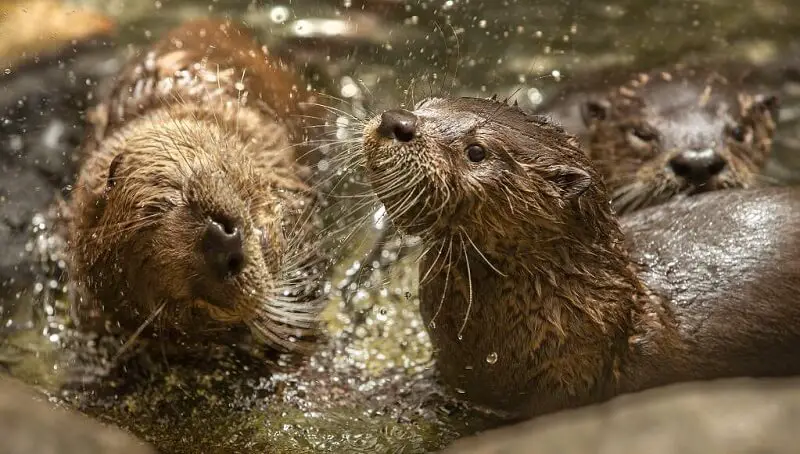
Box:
[457, 334, 463, 341]
[3, 68, 10, 75]
[486, 352, 498, 364]
[455, 388, 466, 394]
[270, 6, 290, 24]
[428, 321, 436, 329]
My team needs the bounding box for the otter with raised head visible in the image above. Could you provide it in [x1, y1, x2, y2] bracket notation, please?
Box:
[362, 96, 800, 419]
[540, 66, 780, 214]
[66, 19, 328, 356]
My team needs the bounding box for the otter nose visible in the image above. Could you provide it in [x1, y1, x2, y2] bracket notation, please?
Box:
[377, 109, 417, 142]
[202, 217, 245, 279]
[668, 148, 726, 185]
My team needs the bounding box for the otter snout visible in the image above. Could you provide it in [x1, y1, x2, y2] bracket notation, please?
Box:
[668, 148, 726, 186]
[377, 109, 417, 142]
[202, 217, 246, 279]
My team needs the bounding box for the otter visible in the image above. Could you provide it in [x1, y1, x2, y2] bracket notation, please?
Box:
[540, 66, 780, 214]
[361, 96, 800, 419]
[66, 19, 328, 356]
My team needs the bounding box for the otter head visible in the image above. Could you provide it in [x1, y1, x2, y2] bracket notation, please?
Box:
[581, 71, 779, 214]
[68, 115, 322, 354]
[363, 96, 614, 246]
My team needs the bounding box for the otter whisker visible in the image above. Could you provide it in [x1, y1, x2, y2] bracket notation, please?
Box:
[419, 236, 448, 284]
[428, 235, 454, 329]
[304, 101, 364, 123]
[111, 299, 168, 364]
[461, 228, 506, 277]
[457, 232, 474, 340]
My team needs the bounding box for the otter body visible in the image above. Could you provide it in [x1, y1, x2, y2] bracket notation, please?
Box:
[539, 65, 780, 214]
[67, 20, 327, 355]
[362, 96, 800, 419]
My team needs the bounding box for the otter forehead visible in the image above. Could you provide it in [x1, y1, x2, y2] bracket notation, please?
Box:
[415, 96, 551, 139]
[633, 80, 739, 149]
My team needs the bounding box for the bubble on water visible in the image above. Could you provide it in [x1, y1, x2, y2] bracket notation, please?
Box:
[293, 19, 312, 36]
[31, 213, 46, 227]
[270, 6, 290, 24]
[526, 87, 543, 106]
[486, 352, 498, 364]
[340, 77, 360, 98]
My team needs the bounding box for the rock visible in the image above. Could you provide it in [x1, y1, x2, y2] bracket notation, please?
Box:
[0, 0, 115, 69]
[443, 378, 800, 454]
[0, 376, 156, 454]
[0, 23, 121, 307]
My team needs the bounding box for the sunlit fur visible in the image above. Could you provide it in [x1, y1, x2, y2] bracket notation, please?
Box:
[66, 20, 327, 356]
[582, 68, 779, 214]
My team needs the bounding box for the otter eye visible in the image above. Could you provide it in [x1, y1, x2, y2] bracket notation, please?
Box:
[729, 125, 747, 142]
[631, 127, 658, 142]
[466, 144, 486, 163]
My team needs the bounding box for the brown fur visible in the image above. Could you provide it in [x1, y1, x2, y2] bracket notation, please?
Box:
[66, 19, 328, 355]
[361, 96, 800, 419]
[579, 65, 779, 214]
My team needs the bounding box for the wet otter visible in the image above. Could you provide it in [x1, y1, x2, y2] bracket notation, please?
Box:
[362, 96, 800, 419]
[66, 19, 328, 356]
[540, 66, 780, 214]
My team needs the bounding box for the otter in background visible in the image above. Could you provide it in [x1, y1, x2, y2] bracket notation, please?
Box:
[537, 65, 780, 214]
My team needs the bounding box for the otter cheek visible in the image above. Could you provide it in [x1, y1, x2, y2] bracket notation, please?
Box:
[192, 298, 243, 323]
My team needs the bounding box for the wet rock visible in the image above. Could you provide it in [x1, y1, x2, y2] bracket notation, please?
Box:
[0, 30, 121, 305]
[444, 377, 800, 454]
[0, 376, 156, 454]
[0, 0, 114, 69]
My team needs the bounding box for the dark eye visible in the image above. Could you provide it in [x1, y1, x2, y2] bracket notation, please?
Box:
[466, 144, 486, 162]
[631, 127, 658, 142]
[729, 126, 746, 142]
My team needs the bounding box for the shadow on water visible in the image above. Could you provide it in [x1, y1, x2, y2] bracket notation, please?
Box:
[3, 0, 800, 452]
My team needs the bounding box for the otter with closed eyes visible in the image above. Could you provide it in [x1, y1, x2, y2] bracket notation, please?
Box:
[66, 19, 329, 362]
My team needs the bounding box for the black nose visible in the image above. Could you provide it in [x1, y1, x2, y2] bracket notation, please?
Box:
[202, 217, 245, 279]
[377, 109, 417, 142]
[668, 148, 726, 185]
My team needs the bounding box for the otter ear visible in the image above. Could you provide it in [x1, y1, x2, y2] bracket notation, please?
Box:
[105, 153, 124, 191]
[580, 98, 610, 126]
[753, 94, 780, 121]
[547, 165, 592, 199]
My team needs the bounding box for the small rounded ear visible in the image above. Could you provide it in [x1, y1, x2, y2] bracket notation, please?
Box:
[106, 153, 124, 191]
[753, 94, 780, 122]
[547, 165, 592, 199]
[580, 98, 611, 126]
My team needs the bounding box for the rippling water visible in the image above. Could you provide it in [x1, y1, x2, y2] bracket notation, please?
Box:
[3, 0, 800, 452]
